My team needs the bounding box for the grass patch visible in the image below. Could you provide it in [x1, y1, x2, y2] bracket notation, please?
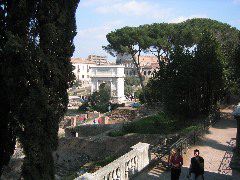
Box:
[108, 130, 127, 137]
[93, 155, 117, 167]
[180, 125, 203, 135]
[123, 112, 179, 134]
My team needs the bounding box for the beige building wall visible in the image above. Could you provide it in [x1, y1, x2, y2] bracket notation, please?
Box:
[71, 58, 95, 87]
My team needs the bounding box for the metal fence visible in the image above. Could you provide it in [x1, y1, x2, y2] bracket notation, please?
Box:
[152, 110, 220, 170]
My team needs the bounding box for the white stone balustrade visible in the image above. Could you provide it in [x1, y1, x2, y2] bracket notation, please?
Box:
[75, 142, 150, 180]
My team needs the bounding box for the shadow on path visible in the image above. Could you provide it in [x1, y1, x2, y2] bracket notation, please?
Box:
[134, 166, 237, 180]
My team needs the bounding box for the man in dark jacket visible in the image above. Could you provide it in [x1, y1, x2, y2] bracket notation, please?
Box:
[188, 149, 204, 180]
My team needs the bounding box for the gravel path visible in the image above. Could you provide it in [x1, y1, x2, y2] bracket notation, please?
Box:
[134, 108, 240, 180]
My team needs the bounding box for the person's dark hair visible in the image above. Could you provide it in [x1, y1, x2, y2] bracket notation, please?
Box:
[194, 149, 200, 153]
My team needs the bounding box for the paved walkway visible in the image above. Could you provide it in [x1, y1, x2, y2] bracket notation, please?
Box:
[134, 108, 240, 180]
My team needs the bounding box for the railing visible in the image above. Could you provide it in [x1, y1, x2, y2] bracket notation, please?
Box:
[75, 142, 150, 180]
[152, 110, 220, 169]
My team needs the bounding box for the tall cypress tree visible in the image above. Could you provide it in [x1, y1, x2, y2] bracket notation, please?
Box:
[233, 32, 240, 91]
[0, 0, 79, 178]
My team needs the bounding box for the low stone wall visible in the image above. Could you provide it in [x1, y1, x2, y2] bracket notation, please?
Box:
[75, 142, 150, 180]
[65, 124, 123, 138]
[109, 108, 138, 123]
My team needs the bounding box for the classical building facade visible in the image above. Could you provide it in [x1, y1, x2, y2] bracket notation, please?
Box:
[90, 65, 125, 103]
[116, 54, 159, 78]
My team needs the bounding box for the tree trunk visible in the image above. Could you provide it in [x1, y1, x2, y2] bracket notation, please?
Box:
[236, 117, 240, 151]
[131, 54, 147, 102]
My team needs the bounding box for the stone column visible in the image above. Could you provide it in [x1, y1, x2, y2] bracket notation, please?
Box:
[131, 142, 150, 172]
[96, 80, 99, 91]
[116, 77, 125, 103]
[120, 164, 125, 180]
[231, 104, 240, 170]
[110, 80, 113, 97]
[91, 79, 95, 94]
[73, 116, 77, 127]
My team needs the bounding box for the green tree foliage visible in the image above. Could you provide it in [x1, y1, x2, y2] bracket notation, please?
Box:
[146, 32, 224, 117]
[103, 26, 150, 102]
[177, 19, 239, 97]
[232, 32, 240, 92]
[144, 23, 177, 66]
[124, 76, 140, 98]
[0, 0, 79, 178]
[125, 76, 140, 86]
[90, 83, 111, 113]
[105, 18, 239, 105]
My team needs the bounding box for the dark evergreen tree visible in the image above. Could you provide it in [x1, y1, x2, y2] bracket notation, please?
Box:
[90, 83, 111, 113]
[233, 32, 240, 91]
[144, 32, 224, 117]
[194, 31, 224, 115]
[0, 0, 79, 179]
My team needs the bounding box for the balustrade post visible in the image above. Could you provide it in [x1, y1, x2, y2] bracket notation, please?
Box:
[231, 104, 240, 170]
[125, 163, 129, 179]
[118, 164, 124, 180]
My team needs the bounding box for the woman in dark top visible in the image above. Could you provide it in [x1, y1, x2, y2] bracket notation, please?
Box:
[169, 148, 183, 180]
[188, 149, 204, 180]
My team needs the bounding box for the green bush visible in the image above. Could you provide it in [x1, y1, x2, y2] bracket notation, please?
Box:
[180, 125, 203, 135]
[94, 156, 117, 167]
[123, 112, 178, 134]
[108, 130, 126, 137]
[78, 102, 89, 113]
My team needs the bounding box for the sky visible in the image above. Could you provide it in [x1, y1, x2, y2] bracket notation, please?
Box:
[73, 0, 240, 60]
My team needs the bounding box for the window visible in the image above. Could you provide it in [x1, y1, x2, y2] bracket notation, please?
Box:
[82, 75, 84, 78]
[144, 71, 147, 76]
[148, 71, 151, 75]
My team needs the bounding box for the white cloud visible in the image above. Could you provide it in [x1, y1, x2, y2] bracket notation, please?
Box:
[73, 20, 124, 58]
[233, 0, 240, 4]
[94, 0, 172, 19]
[170, 14, 208, 23]
[77, 20, 123, 41]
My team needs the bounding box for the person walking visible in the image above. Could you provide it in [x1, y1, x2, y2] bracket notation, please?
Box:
[188, 149, 204, 180]
[169, 148, 183, 180]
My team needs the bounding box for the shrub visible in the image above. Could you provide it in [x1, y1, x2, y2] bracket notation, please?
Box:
[180, 125, 203, 135]
[78, 102, 89, 113]
[94, 156, 117, 167]
[108, 130, 126, 137]
[123, 112, 178, 134]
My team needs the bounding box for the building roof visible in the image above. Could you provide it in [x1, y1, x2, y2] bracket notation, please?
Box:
[139, 56, 158, 63]
[71, 58, 96, 64]
[142, 62, 159, 69]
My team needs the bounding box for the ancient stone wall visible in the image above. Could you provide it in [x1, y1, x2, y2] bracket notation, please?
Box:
[65, 124, 123, 138]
